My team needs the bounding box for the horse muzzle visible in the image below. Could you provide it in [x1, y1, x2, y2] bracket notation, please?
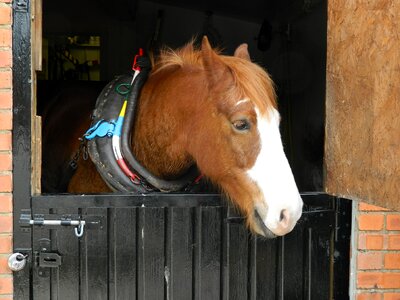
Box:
[253, 196, 303, 237]
[253, 209, 277, 238]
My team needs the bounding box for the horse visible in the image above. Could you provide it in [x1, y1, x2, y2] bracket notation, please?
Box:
[42, 36, 303, 238]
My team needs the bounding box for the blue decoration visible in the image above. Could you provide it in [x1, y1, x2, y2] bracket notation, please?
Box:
[84, 120, 116, 140]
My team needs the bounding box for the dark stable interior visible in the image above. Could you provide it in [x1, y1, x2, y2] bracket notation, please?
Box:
[39, 0, 327, 192]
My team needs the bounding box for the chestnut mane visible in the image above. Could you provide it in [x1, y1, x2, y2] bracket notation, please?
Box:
[153, 41, 277, 116]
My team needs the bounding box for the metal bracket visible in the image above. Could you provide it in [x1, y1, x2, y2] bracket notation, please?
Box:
[39, 252, 62, 268]
[13, 0, 29, 12]
[34, 239, 62, 270]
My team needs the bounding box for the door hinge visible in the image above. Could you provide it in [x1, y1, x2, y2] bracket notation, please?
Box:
[13, 0, 29, 12]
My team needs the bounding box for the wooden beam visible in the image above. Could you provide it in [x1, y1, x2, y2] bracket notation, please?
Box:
[32, 0, 42, 71]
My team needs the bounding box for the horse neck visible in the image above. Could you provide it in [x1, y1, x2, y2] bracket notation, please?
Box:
[132, 66, 207, 179]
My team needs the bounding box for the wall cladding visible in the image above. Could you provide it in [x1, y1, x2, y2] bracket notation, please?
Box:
[325, 0, 400, 210]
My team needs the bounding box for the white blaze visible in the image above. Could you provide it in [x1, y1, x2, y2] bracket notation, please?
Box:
[247, 108, 303, 236]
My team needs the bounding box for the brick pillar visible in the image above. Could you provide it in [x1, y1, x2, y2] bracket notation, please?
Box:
[0, 0, 12, 298]
[354, 203, 400, 300]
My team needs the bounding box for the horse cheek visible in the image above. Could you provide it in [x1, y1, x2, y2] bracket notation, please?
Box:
[231, 131, 260, 170]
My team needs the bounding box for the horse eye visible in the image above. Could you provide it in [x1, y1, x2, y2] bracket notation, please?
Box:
[232, 119, 251, 131]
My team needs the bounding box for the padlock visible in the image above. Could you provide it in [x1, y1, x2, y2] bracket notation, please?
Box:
[8, 252, 27, 271]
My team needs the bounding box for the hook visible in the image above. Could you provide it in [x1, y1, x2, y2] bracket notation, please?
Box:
[74, 221, 85, 238]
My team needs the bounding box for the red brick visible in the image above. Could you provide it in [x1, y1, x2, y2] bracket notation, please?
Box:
[0, 51, 11, 68]
[367, 236, 385, 250]
[387, 215, 400, 230]
[0, 91, 11, 109]
[359, 214, 385, 231]
[0, 111, 11, 130]
[384, 253, 400, 269]
[359, 234, 367, 249]
[358, 252, 383, 269]
[0, 5, 11, 25]
[0, 133, 10, 151]
[382, 273, 400, 288]
[0, 276, 12, 294]
[0, 0, 11, 3]
[0, 195, 11, 213]
[0, 174, 11, 192]
[357, 293, 382, 300]
[0, 28, 11, 47]
[388, 235, 400, 250]
[0, 72, 11, 89]
[0, 153, 11, 171]
[0, 215, 11, 232]
[384, 293, 400, 300]
[358, 272, 383, 288]
[359, 234, 385, 250]
[359, 203, 389, 211]
[359, 272, 400, 289]
[0, 235, 12, 253]
[0, 256, 10, 274]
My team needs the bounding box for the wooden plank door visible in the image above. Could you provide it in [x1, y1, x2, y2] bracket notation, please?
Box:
[325, 0, 400, 209]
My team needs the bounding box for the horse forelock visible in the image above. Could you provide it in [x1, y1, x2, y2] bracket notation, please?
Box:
[152, 42, 277, 116]
[223, 57, 277, 116]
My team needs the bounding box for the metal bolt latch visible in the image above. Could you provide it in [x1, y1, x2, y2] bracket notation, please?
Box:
[8, 253, 27, 271]
[20, 214, 87, 238]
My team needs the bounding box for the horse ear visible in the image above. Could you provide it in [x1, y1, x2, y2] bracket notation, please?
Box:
[234, 44, 251, 61]
[201, 36, 228, 85]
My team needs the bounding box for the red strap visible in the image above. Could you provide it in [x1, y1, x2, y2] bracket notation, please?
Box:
[116, 158, 141, 184]
[132, 48, 144, 71]
[194, 174, 203, 184]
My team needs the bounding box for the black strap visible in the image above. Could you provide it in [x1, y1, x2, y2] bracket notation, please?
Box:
[87, 59, 201, 193]
[87, 74, 149, 193]
[120, 58, 200, 192]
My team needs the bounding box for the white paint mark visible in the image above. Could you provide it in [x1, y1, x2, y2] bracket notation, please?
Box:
[165, 266, 170, 300]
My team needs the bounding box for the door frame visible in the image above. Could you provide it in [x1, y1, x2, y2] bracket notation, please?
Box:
[11, 1, 351, 299]
[12, 0, 34, 298]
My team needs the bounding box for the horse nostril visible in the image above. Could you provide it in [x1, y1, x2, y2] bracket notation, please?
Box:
[279, 210, 285, 222]
[279, 209, 290, 227]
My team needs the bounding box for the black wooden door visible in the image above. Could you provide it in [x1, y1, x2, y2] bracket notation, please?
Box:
[19, 193, 350, 300]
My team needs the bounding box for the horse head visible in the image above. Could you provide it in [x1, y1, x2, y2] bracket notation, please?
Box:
[186, 37, 303, 237]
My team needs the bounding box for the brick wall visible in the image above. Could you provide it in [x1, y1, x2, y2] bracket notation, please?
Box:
[0, 0, 12, 298]
[355, 203, 400, 300]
